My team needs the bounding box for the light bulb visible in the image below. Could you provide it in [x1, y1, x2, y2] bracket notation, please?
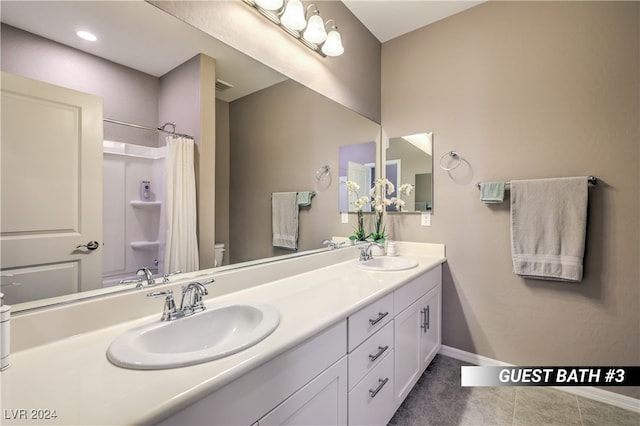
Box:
[321, 29, 344, 56]
[280, 0, 306, 31]
[303, 13, 327, 44]
[255, 0, 283, 10]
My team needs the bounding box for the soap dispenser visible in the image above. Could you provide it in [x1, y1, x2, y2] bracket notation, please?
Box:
[140, 180, 151, 201]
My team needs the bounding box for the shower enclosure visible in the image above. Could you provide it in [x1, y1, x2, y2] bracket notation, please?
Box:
[102, 140, 166, 287]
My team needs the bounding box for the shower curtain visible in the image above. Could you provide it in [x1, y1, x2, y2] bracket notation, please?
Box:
[164, 135, 199, 274]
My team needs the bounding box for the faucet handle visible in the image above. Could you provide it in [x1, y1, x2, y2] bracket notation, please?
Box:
[147, 290, 180, 321]
[162, 270, 182, 284]
[119, 278, 144, 288]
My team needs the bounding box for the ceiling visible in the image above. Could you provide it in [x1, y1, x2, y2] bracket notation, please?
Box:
[1, 1, 483, 101]
[343, 1, 484, 43]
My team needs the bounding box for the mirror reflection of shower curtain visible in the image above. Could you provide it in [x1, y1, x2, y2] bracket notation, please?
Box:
[164, 135, 199, 274]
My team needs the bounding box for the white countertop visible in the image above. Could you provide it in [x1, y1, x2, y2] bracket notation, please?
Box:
[1, 247, 445, 425]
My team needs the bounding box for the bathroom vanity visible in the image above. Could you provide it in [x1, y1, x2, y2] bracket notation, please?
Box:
[1, 242, 445, 425]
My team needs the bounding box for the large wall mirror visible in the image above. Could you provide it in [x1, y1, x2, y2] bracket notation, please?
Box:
[0, 1, 380, 311]
[384, 132, 434, 212]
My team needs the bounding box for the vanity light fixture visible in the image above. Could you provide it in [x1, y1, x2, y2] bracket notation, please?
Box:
[255, 0, 284, 10]
[302, 5, 327, 44]
[322, 20, 344, 57]
[243, 0, 344, 57]
[280, 0, 306, 31]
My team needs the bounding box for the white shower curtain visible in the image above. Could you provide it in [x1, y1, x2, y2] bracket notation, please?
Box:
[164, 135, 199, 274]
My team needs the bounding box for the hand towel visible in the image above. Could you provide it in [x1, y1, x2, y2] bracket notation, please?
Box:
[297, 191, 313, 207]
[480, 182, 506, 203]
[510, 177, 588, 282]
[272, 192, 299, 250]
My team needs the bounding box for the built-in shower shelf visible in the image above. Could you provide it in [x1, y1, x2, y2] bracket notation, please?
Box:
[130, 241, 160, 250]
[130, 200, 162, 209]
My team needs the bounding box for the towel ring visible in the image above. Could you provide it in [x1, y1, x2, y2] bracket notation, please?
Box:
[439, 150, 462, 171]
[315, 165, 331, 181]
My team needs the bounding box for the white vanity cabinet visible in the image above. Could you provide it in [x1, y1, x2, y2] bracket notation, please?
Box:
[156, 264, 442, 426]
[346, 293, 395, 426]
[157, 321, 347, 426]
[346, 264, 442, 425]
[393, 265, 442, 410]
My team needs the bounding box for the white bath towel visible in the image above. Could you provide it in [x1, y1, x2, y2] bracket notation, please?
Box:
[272, 192, 299, 250]
[510, 177, 589, 282]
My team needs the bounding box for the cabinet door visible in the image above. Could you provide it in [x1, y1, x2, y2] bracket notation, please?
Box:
[259, 357, 348, 426]
[393, 296, 424, 410]
[420, 286, 441, 368]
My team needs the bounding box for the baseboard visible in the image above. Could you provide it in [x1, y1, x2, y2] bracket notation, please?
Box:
[438, 345, 640, 414]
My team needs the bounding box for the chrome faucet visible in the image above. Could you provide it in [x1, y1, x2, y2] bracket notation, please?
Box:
[359, 242, 385, 261]
[180, 281, 209, 315]
[137, 267, 156, 286]
[147, 278, 215, 321]
[322, 239, 345, 250]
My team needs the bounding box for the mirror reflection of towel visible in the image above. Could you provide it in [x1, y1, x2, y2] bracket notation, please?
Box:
[297, 191, 313, 206]
[272, 192, 299, 250]
[510, 177, 588, 282]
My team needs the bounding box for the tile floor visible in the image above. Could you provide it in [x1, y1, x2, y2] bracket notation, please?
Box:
[389, 355, 640, 426]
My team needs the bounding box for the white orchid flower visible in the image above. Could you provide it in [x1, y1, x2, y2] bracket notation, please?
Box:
[345, 180, 360, 193]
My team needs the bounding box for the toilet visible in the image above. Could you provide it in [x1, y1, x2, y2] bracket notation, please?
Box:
[214, 243, 225, 267]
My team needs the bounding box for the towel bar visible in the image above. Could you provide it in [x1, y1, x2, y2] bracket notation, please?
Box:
[475, 176, 597, 190]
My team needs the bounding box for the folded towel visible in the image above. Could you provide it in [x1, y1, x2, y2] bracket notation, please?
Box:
[510, 177, 588, 282]
[480, 182, 506, 203]
[297, 191, 313, 206]
[272, 192, 299, 250]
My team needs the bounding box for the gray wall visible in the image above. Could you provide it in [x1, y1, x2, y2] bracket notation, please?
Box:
[381, 1, 639, 398]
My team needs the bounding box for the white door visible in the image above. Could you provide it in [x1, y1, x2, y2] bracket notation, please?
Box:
[347, 161, 372, 212]
[1, 72, 103, 304]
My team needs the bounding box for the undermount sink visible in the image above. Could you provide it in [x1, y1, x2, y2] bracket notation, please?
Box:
[356, 256, 419, 271]
[107, 303, 280, 369]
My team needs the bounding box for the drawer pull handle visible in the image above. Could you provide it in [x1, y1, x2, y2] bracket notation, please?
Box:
[421, 305, 430, 332]
[369, 377, 389, 398]
[369, 311, 389, 326]
[368, 345, 389, 362]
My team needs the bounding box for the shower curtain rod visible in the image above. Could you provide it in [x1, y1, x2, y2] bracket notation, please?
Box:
[104, 118, 194, 140]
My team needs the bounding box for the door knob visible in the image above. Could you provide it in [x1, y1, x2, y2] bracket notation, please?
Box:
[76, 241, 99, 250]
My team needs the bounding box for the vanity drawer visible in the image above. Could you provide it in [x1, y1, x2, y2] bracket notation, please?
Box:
[348, 292, 394, 352]
[394, 264, 441, 314]
[348, 349, 395, 426]
[348, 320, 393, 390]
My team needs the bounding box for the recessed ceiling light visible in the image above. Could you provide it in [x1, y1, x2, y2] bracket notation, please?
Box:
[76, 30, 97, 42]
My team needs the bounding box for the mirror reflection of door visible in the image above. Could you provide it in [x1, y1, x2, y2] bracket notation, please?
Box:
[338, 141, 377, 213]
[1, 72, 103, 304]
[347, 161, 372, 212]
